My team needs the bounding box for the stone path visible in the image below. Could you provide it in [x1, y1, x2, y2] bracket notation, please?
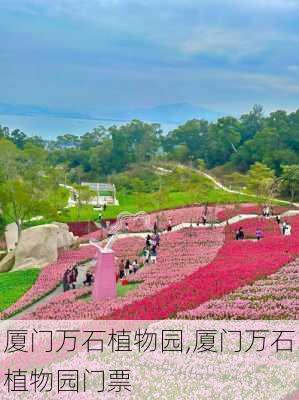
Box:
[98, 211, 299, 241]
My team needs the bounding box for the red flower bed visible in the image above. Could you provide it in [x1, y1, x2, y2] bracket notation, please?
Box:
[217, 204, 291, 222]
[224, 217, 279, 242]
[67, 221, 99, 237]
[79, 229, 106, 243]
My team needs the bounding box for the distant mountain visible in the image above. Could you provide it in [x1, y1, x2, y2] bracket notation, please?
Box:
[0, 102, 222, 125]
[0, 102, 89, 120]
[110, 103, 222, 123]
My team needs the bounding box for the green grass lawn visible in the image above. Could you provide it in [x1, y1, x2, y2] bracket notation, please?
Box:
[57, 205, 99, 223]
[15, 164, 290, 226]
[79, 281, 141, 302]
[117, 281, 141, 297]
[0, 268, 40, 312]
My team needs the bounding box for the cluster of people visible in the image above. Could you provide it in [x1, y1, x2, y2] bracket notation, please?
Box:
[63, 264, 95, 291]
[118, 259, 140, 279]
[235, 227, 264, 241]
[142, 232, 160, 263]
[63, 264, 78, 292]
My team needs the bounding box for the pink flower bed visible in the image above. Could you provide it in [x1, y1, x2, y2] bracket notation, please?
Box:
[119, 205, 227, 232]
[178, 260, 299, 319]
[0, 245, 96, 319]
[112, 236, 145, 261]
[22, 227, 225, 319]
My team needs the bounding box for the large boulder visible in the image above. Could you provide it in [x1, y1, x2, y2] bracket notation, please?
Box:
[53, 222, 77, 249]
[5, 223, 18, 252]
[13, 223, 78, 270]
[0, 252, 15, 272]
[14, 224, 59, 269]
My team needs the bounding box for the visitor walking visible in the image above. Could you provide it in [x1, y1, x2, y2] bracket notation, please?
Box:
[141, 247, 150, 264]
[282, 221, 287, 235]
[63, 269, 70, 292]
[276, 215, 281, 224]
[125, 259, 130, 276]
[70, 265, 78, 289]
[167, 219, 172, 232]
[119, 259, 125, 279]
[146, 234, 151, 248]
[153, 220, 158, 234]
[235, 227, 245, 240]
[83, 270, 93, 286]
[150, 246, 157, 263]
[263, 206, 270, 217]
[285, 223, 292, 236]
[155, 233, 160, 247]
[132, 259, 139, 273]
[256, 228, 263, 241]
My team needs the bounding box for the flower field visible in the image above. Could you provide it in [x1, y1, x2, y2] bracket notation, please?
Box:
[2, 207, 299, 321]
[217, 204, 291, 221]
[21, 227, 225, 319]
[112, 236, 145, 261]
[178, 260, 299, 319]
[118, 205, 227, 231]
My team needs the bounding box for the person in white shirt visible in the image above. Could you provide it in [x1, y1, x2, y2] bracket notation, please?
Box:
[285, 224, 292, 236]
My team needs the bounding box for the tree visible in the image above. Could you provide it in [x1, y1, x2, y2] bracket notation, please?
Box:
[163, 119, 208, 160]
[204, 117, 241, 168]
[80, 126, 107, 150]
[55, 134, 81, 149]
[10, 129, 27, 149]
[169, 144, 189, 163]
[246, 162, 275, 198]
[0, 179, 48, 238]
[73, 185, 97, 218]
[0, 139, 19, 182]
[0, 125, 10, 139]
[0, 213, 6, 237]
[281, 165, 299, 201]
[197, 159, 206, 171]
[240, 104, 264, 142]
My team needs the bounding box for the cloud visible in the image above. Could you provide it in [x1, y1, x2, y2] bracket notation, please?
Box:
[0, 0, 299, 116]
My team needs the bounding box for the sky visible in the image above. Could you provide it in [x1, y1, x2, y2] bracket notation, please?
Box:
[1, 0, 299, 118]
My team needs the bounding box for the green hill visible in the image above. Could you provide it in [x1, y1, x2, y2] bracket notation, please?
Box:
[102, 163, 258, 219]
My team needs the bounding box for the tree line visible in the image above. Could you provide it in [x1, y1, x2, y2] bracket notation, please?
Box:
[0, 104, 299, 234]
